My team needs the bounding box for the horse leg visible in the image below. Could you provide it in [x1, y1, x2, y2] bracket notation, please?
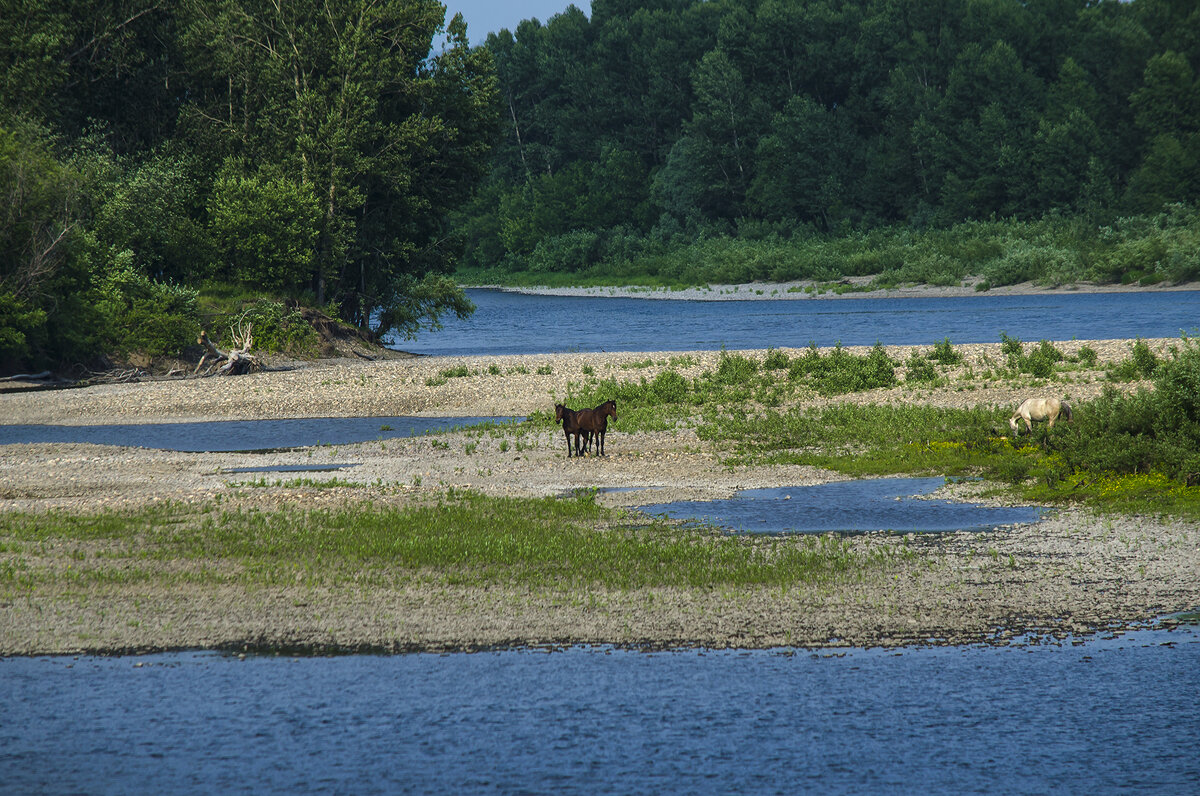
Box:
[564, 429, 573, 457]
[598, 429, 606, 456]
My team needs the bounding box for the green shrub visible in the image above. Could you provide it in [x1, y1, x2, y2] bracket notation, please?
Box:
[929, 338, 962, 365]
[1024, 340, 1065, 378]
[714, 350, 759, 385]
[650, 369, 690, 403]
[999, 333, 1065, 377]
[763, 348, 791, 370]
[207, 169, 319, 293]
[1108, 339, 1159, 381]
[905, 351, 938, 382]
[1130, 339, 1159, 377]
[1000, 331, 1024, 363]
[785, 343, 896, 394]
[232, 300, 320, 356]
[97, 254, 200, 357]
[1054, 340, 1200, 483]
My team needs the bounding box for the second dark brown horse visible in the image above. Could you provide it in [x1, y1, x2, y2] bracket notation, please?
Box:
[577, 399, 617, 456]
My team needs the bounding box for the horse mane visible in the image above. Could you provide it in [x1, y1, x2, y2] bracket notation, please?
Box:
[1061, 400, 1073, 421]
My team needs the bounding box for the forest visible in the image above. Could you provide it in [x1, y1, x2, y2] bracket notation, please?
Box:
[1, 0, 498, 373]
[455, 0, 1200, 288]
[3, 0, 1200, 373]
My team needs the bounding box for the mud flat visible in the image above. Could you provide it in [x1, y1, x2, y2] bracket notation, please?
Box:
[1, 339, 1197, 655]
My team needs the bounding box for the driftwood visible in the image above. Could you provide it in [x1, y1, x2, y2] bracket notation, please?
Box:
[2, 370, 54, 382]
[195, 319, 259, 376]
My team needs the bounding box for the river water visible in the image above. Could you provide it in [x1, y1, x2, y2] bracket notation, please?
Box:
[638, 476, 1043, 534]
[404, 288, 1200, 355]
[3, 625, 1198, 795]
[7, 290, 1200, 792]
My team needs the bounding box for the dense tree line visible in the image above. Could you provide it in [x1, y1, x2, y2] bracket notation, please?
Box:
[454, 0, 1200, 281]
[1, 0, 499, 372]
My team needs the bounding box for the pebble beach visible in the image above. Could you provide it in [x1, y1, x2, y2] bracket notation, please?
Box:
[2, 330, 1197, 656]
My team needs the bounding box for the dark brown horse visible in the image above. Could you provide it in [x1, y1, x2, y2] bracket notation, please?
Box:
[578, 399, 617, 456]
[554, 403, 585, 457]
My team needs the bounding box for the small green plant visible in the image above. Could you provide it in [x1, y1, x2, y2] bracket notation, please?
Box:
[1108, 339, 1160, 381]
[1074, 345, 1098, 367]
[904, 351, 938, 382]
[929, 338, 962, 365]
[440, 365, 472, 378]
[536, 364, 553, 375]
[1130, 339, 1159, 377]
[763, 348, 791, 370]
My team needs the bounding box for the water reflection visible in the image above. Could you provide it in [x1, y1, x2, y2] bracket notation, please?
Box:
[637, 476, 1043, 534]
[0, 416, 518, 452]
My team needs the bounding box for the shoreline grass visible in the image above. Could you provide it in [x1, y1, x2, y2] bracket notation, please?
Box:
[0, 490, 882, 595]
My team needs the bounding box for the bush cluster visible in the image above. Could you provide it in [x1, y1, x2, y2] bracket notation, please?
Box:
[1052, 339, 1200, 484]
[1000, 333, 1065, 378]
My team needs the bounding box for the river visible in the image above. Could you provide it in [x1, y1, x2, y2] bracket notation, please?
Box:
[3, 625, 1198, 794]
[6, 289, 1200, 793]
[403, 288, 1200, 356]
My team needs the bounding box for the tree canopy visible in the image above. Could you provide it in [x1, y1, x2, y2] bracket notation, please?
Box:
[454, 0, 1200, 277]
[0, 0, 500, 371]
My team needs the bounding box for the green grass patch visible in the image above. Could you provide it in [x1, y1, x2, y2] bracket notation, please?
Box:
[0, 491, 882, 592]
[700, 403, 1015, 476]
[558, 347, 900, 433]
[697, 395, 1200, 519]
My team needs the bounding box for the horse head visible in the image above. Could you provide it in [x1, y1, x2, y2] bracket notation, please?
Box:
[599, 399, 616, 421]
[554, 403, 565, 424]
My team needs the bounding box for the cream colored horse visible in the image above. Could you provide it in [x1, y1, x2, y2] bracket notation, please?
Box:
[1009, 397, 1073, 435]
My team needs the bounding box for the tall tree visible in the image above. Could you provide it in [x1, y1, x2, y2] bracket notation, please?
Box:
[177, 0, 499, 334]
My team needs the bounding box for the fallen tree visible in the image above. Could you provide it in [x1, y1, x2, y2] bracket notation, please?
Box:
[195, 320, 259, 376]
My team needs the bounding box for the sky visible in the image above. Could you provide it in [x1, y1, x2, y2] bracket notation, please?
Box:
[443, 1, 591, 45]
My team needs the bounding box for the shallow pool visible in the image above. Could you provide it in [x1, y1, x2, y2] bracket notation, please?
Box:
[637, 476, 1043, 534]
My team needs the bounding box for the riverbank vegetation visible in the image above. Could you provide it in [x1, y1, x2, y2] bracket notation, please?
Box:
[459, 206, 1200, 292]
[535, 335, 1200, 517]
[456, 0, 1200, 289]
[0, 489, 877, 594]
[6, 2, 1200, 375]
[1, 2, 497, 374]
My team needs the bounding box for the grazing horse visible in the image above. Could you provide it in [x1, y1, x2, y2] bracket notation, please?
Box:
[1009, 397, 1073, 435]
[554, 403, 586, 457]
[578, 399, 617, 456]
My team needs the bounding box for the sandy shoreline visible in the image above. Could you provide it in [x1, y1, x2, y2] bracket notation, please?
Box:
[473, 277, 1200, 301]
[2, 339, 1198, 655]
